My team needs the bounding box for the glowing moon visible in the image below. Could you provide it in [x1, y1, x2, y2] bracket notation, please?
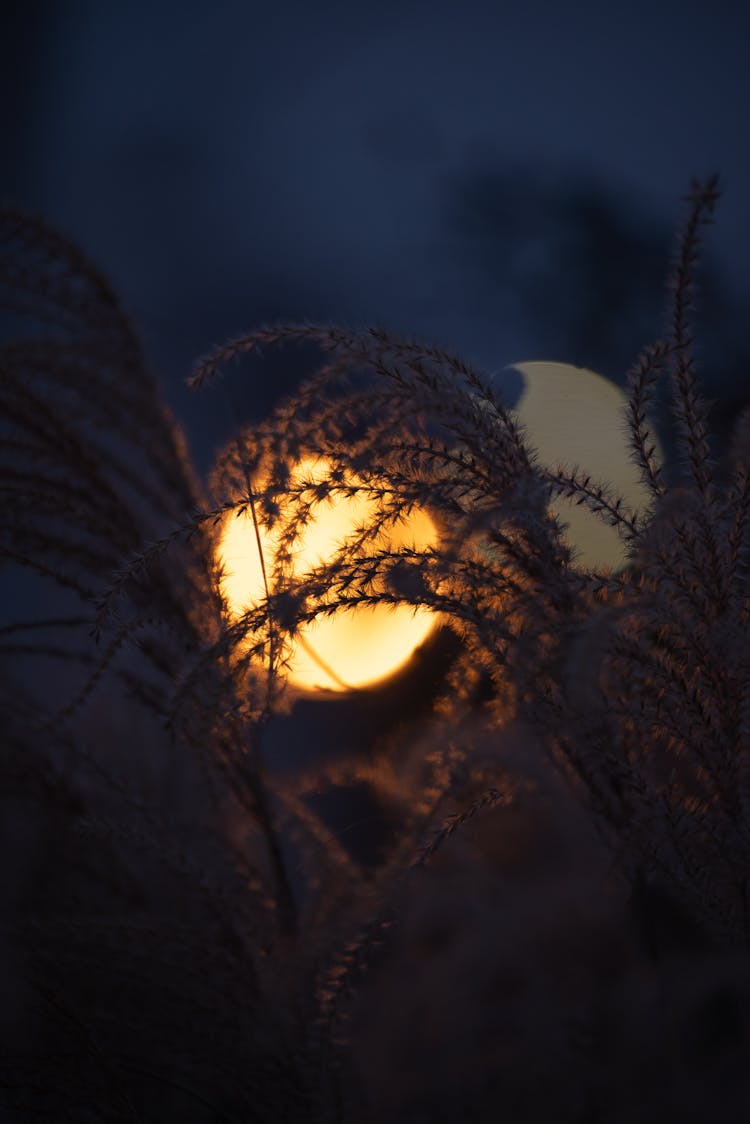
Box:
[217, 364, 648, 692]
[494, 361, 660, 570]
[217, 458, 438, 693]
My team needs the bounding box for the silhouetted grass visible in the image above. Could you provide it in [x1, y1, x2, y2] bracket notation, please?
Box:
[2, 177, 750, 1121]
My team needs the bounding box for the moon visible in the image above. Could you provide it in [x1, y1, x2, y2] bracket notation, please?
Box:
[490, 361, 659, 571]
[217, 363, 652, 694]
[216, 457, 438, 693]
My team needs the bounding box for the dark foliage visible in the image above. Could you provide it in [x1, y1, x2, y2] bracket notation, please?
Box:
[2, 178, 750, 1121]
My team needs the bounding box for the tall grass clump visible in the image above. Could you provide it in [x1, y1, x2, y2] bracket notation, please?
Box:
[2, 177, 750, 1122]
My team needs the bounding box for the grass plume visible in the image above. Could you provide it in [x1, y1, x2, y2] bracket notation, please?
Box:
[2, 179, 750, 1121]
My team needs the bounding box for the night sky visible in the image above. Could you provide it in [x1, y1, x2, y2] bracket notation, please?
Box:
[5, 6, 750, 1117]
[5, 0, 750, 475]
[5, 0, 750, 758]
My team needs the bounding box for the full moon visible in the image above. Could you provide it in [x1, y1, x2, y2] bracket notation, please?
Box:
[494, 361, 659, 571]
[217, 458, 438, 693]
[217, 363, 652, 693]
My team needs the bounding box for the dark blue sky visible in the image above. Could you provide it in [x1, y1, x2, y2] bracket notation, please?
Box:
[5, 0, 750, 470]
[3, 0, 750, 841]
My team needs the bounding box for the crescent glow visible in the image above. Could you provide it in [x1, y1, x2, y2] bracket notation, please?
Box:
[502, 361, 661, 571]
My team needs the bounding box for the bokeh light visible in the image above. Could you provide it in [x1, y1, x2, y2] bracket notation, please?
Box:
[499, 361, 661, 570]
[217, 458, 438, 692]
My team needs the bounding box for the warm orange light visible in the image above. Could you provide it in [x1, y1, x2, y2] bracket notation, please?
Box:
[217, 458, 438, 692]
